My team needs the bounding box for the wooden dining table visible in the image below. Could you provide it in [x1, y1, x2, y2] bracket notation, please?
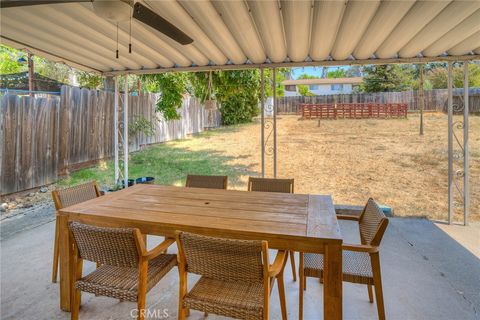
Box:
[58, 184, 343, 319]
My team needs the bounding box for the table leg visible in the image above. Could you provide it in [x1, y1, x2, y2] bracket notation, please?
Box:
[59, 214, 73, 311]
[323, 242, 342, 320]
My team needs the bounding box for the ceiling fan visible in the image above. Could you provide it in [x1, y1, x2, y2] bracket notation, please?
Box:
[0, 0, 194, 45]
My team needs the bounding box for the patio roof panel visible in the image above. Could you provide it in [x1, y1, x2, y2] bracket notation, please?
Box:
[309, 1, 346, 61]
[353, 0, 416, 60]
[145, 0, 228, 65]
[1, 15, 126, 71]
[63, 3, 179, 68]
[282, 0, 312, 62]
[212, 0, 266, 64]
[398, 1, 480, 58]
[330, 0, 381, 61]
[177, 0, 247, 64]
[247, 0, 287, 63]
[422, 9, 480, 57]
[1, 0, 479, 75]
[375, 1, 450, 59]
[447, 31, 480, 56]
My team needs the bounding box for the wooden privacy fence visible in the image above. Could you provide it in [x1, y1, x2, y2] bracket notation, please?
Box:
[300, 103, 408, 119]
[277, 88, 480, 114]
[0, 86, 219, 195]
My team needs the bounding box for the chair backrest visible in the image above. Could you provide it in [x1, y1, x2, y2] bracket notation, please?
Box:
[69, 222, 140, 268]
[248, 177, 294, 194]
[185, 174, 228, 189]
[52, 181, 100, 210]
[358, 198, 389, 247]
[177, 232, 266, 283]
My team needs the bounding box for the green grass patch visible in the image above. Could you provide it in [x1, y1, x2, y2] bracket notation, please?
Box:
[58, 127, 256, 190]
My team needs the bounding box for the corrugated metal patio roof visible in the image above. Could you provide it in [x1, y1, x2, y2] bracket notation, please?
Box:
[1, 0, 479, 75]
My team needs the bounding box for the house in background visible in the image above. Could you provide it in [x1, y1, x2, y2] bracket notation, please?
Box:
[282, 77, 363, 96]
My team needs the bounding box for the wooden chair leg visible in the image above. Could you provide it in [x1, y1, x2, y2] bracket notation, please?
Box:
[368, 284, 374, 303]
[178, 266, 188, 320]
[299, 253, 304, 320]
[70, 289, 81, 320]
[277, 274, 287, 320]
[289, 250, 297, 282]
[137, 262, 148, 320]
[52, 217, 60, 283]
[71, 253, 83, 320]
[371, 254, 386, 320]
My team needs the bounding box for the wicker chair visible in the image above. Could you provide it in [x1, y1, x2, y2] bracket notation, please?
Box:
[185, 174, 228, 189]
[248, 177, 297, 281]
[69, 222, 177, 320]
[51, 181, 102, 283]
[176, 232, 288, 320]
[299, 198, 389, 320]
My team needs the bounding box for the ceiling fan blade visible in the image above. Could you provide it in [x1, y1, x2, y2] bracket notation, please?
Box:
[133, 2, 193, 45]
[0, 0, 90, 8]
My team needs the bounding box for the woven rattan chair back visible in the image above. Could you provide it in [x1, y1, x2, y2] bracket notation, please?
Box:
[177, 232, 265, 282]
[69, 222, 139, 268]
[52, 181, 100, 210]
[359, 198, 389, 246]
[185, 175, 228, 189]
[248, 177, 294, 193]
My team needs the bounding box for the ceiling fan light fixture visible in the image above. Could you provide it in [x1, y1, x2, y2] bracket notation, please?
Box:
[92, 0, 132, 22]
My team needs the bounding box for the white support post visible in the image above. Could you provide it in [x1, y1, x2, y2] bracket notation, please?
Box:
[463, 62, 469, 226]
[114, 77, 119, 184]
[123, 75, 129, 188]
[447, 62, 453, 224]
[273, 67, 277, 178]
[260, 67, 265, 178]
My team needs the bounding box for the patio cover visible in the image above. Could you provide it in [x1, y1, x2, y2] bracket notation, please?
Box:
[1, 0, 480, 75]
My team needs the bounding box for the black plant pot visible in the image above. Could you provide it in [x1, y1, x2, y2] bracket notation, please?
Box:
[135, 176, 155, 184]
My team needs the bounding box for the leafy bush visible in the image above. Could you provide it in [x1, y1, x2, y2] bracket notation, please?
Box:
[190, 70, 260, 125]
[128, 115, 155, 138]
[140, 73, 188, 120]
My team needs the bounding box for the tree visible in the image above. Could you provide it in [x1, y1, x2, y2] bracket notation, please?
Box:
[298, 85, 314, 96]
[297, 73, 318, 79]
[361, 64, 415, 92]
[140, 73, 189, 120]
[189, 70, 260, 125]
[327, 68, 347, 78]
[75, 71, 103, 89]
[264, 67, 290, 98]
[0, 45, 26, 74]
[215, 70, 260, 125]
[427, 64, 480, 89]
[345, 65, 362, 77]
[33, 56, 71, 83]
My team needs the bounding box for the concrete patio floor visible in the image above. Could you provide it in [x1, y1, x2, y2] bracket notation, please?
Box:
[1, 209, 479, 320]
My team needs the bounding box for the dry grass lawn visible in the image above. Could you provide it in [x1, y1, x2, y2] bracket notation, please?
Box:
[177, 113, 479, 222]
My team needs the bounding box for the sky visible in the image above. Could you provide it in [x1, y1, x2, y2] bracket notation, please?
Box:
[291, 66, 350, 79]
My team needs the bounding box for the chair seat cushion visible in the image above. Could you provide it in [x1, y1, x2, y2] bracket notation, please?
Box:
[304, 251, 373, 285]
[76, 254, 177, 301]
[184, 277, 265, 319]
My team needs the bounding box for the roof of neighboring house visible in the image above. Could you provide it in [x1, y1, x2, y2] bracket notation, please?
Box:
[282, 77, 363, 86]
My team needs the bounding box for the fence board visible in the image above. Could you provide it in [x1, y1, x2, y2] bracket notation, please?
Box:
[1, 86, 217, 195]
[277, 88, 480, 114]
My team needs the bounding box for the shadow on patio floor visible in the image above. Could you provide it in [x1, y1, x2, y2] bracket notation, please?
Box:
[1, 215, 479, 319]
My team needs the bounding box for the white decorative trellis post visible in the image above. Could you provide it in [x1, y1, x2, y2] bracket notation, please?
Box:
[260, 67, 278, 179]
[447, 61, 470, 226]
